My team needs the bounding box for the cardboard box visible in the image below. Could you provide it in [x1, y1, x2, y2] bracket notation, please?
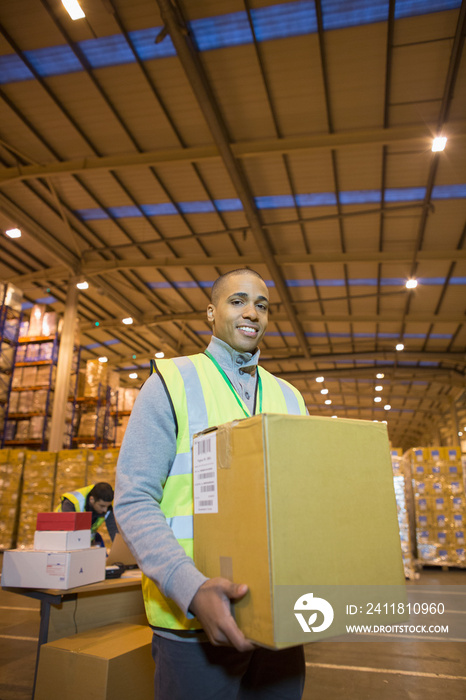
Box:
[1, 547, 106, 588]
[34, 529, 91, 551]
[34, 623, 153, 700]
[193, 414, 405, 648]
[37, 511, 92, 531]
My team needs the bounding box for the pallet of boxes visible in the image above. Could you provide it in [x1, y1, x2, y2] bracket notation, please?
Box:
[408, 447, 466, 568]
[0, 449, 25, 550]
[391, 448, 417, 579]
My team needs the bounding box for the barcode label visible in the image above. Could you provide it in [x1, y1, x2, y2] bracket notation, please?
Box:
[199, 471, 214, 480]
[196, 437, 211, 455]
[193, 433, 218, 514]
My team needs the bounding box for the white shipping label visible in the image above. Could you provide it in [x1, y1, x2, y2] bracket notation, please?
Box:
[46, 553, 67, 577]
[193, 433, 218, 514]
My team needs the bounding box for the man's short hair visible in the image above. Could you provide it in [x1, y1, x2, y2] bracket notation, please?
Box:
[89, 482, 114, 502]
[210, 268, 265, 305]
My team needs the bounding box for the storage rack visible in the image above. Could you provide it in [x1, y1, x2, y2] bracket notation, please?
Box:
[0, 284, 22, 449]
[3, 332, 59, 450]
[70, 383, 115, 449]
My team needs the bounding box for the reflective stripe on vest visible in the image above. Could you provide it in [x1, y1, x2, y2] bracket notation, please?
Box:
[144, 352, 306, 630]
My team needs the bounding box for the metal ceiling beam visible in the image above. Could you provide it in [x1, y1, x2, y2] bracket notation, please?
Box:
[80, 310, 466, 332]
[1, 121, 465, 184]
[0, 192, 79, 273]
[6, 249, 465, 287]
[74, 248, 466, 275]
[276, 350, 465, 365]
[407, 3, 466, 281]
[274, 366, 465, 386]
[155, 0, 309, 358]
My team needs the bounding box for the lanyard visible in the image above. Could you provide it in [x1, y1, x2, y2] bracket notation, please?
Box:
[204, 350, 263, 416]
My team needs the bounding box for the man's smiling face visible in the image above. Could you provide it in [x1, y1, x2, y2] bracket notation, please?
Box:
[207, 273, 269, 353]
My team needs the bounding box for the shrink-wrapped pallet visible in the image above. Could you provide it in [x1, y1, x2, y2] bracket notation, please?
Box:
[16, 451, 57, 547]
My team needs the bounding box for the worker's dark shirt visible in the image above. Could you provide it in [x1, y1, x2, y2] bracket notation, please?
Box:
[60, 495, 118, 540]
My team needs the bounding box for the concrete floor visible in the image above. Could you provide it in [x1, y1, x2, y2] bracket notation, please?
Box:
[0, 562, 465, 700]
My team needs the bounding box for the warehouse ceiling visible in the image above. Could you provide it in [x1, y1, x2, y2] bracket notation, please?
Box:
[0, 0, 465, 451]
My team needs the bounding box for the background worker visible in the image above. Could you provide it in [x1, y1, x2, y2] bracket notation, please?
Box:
[56, 482, 118, 546]
[115, 269, 307, 699]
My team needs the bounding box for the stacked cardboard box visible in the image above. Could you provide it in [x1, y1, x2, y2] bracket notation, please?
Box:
[391, 450, 416, 579]
[86, 449, 118, 485]
[17, 451, 57, 547]
[410, 447, 465, 567]
[53, 449, 87, 510]
[86, 449, 118, 549]
[84, 359, 108, 398]
[0, 449, 25, 549]
[117, 388, 139, 413]
[2, 511, 105, 589]
[115, 415, 130, 446]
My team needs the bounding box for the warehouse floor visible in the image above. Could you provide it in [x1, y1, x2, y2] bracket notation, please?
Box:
[0, 558, 465, 700]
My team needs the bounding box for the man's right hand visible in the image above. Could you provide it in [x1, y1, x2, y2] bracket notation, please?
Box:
[189, 577, 255, 652]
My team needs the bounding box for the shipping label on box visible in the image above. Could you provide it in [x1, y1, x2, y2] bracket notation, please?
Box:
[193, 432, 218, 514]
[193, 414, 406, 648]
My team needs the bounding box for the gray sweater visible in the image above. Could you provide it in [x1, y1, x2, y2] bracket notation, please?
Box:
[114, 337, 260, 637]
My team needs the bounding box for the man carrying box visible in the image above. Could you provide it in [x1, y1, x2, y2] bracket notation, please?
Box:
[56, 482, 118, 547]
[115, 269, 308, 699]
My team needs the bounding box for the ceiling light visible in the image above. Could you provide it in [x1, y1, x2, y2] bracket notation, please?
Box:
[320, 388, 329, 395]
[459, 432, 463, 437]
[374, 396, 382, 403]
[315, 376, 324, 383]
[384, 404, 391, 411]
[432, 136, 447, 152]
[376, 373, 384, 379]
[375, 385, 383, 391]
[129, 372, 138, 379]
[98, 356, 108, 363]
[155, 351, 165, 359]
[405, 279, 418, 289]
[331, 415, 338, 419]
[76, 280, 89, 290]
[62, 0, 85, 20]
[122, 317, 133, 325]
[373, 420, 378, 423]
[396, 343, 404, 351]
[5, 228, 21, 238]
[325, 399, 332, 405]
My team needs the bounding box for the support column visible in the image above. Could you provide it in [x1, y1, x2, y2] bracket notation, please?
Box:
[48, 282, 78, 451]
[450, 398, 460, 447]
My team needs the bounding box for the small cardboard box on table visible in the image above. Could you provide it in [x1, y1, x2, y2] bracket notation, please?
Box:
[193, 414, 406, 649]
[34, 622, 153, 700]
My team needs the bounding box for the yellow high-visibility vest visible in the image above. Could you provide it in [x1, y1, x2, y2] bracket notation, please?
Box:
[56, 484, 108, 533]
[143, 352, 306, 630]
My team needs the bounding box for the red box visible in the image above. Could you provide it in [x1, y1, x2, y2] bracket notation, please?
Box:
[36, 512, 92, 532]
